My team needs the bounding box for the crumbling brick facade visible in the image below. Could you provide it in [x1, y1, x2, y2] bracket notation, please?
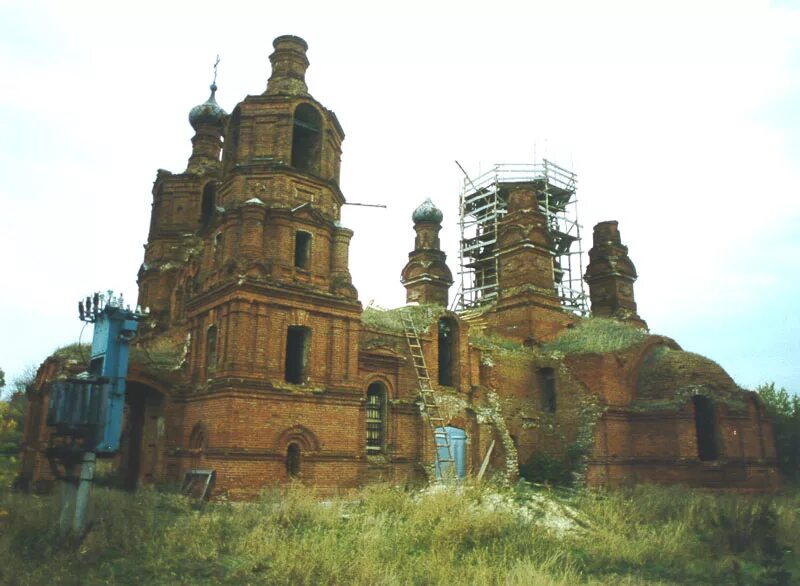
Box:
[18, 35, 779, 495]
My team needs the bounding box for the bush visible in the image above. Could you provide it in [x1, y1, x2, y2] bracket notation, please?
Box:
[520, 453, 574, 485]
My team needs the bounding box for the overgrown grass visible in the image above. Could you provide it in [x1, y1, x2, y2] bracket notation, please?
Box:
[361, 304, 446, 334]
[542, 317, 649, 354]
[1, 482, 797, 585]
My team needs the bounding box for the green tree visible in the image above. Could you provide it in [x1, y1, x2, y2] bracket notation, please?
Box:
[0, 366, 34, 453]
[757, 382, 800, 483]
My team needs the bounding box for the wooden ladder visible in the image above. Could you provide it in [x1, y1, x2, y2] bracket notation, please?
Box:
[400, 310, 456, 480]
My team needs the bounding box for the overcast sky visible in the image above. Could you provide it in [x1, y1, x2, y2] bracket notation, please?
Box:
[1, 0, 798, 394]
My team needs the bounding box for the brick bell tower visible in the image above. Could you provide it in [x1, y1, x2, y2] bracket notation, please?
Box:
[489, 186, 574, 342]
[188, 34, 361, 391]
[137, 78, 227, 328]
[584, 221, 645, 327]
[401, 198, 453, 306]
[139, 36, 362, 394]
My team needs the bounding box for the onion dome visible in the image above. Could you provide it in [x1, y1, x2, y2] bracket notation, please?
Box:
[189, 83, 227, 130]
[412, 198, 443, 224]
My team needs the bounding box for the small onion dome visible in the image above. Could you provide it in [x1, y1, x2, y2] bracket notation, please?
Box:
[189, 83, 227, 129]
[412, 198, 443, 224]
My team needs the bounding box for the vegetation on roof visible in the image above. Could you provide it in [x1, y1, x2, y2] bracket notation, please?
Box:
[469, 333, 526, 353]
[361, 304, 446, 334]
[52, 343, 91, 365]
[631, 346, 748, 411]
[542, 317, 649, 355]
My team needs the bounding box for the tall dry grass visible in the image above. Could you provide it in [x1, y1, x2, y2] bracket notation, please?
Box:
[0, 481, 797, 585]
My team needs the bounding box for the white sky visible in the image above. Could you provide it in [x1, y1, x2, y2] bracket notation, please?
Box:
[1, 0, 799, 394]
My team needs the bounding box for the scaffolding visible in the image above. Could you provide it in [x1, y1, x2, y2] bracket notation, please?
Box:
[457, 160, 588, 314]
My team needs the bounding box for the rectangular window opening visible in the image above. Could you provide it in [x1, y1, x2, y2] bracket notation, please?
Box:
[538, 367, 556, 413]
[285, 326, 310, 384]
[294, 231, 312, 269]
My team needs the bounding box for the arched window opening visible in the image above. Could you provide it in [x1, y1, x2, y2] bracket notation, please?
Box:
[189, 423, 206, 469]
[294, 231, 312, 269]
[538, 367, 556, 413]
[206, 325, 218, 375]
[438, 317, 457, 386]
[286, 442, 301, 477]
[693, 395, 718, 461]
[291, 104, 322, 173]
[201, 182, 216, 227]
[285, 326, 310, 383]
[366, 382, 387, 453]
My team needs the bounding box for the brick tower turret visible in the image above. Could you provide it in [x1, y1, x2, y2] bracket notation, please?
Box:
[137, 78, 227, 328]
[490, 187, 573, 341]
[401, 198, 453, 306]
[584, 221, 645, 327]
[182, 34, 360, 388]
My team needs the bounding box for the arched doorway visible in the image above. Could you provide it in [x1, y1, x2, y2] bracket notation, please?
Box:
[435, 426, 467, 480]
[118, 382, 165, 489]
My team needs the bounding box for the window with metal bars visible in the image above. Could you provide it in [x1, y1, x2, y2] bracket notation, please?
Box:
[366, 383, 386, 453]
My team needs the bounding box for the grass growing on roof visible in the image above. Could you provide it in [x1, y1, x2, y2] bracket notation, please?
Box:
[361, 304, 446, 334]
[52, 343, 91, 364]
[542, 317, 649, 354]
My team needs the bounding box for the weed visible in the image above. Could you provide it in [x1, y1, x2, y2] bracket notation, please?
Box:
[1, 482, 798, 585]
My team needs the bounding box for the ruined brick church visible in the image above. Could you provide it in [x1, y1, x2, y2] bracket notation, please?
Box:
[19, 36, 779, 496]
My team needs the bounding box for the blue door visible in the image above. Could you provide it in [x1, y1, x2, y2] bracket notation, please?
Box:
[435, 426, 466, 480]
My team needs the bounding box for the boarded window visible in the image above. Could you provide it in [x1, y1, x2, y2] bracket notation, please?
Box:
[285, 326, 310, 383]
[286, 442, 301, 477]
[693, 395, 718, 461]
[291, 104, 322, 173]
[294, 231, 312, 269]
[438, 318, 456, 386]
[206, 326, 218, 375]
[366, 383, 387, 453]
[538, 367, 556, 413]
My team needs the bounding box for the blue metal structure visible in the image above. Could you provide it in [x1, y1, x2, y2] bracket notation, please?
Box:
[47, 293, 139, 455]
[435, 426, 467, 480]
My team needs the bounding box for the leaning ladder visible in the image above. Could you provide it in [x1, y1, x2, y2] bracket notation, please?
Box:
[400, 311, 456, 480]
